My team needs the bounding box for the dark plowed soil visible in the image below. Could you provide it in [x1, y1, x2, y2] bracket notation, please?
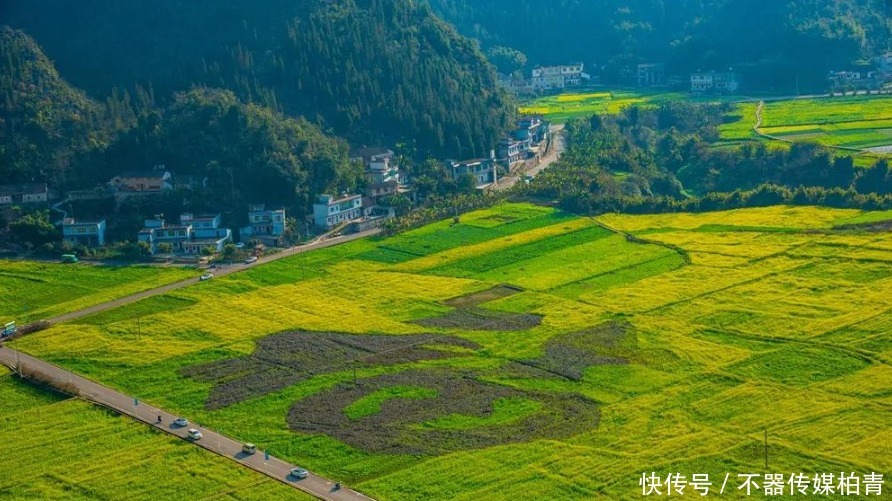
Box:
[442, 284, 524, 308]
[180, 331, 479, 409]
[516, 320, 636, 381]
[413, 307, 542, 331]
[287, 369, 600, 455]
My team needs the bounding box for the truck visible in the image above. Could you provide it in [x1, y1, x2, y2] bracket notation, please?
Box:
[61, 254, 79, 263]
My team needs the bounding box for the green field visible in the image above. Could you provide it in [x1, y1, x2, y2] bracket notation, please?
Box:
[0, 367, 310, 500]
[0, 260, 195, 323]
[518, 88, 691, 122]
[10, 202, 892, 500]
[719, 95, 892, 154]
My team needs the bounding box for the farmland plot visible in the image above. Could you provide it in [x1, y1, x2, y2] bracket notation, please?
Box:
[0, 370, 310, 501]
[11, 203, 892, 500]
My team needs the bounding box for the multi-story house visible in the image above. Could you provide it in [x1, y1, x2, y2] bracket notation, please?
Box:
[241, 204, 286, 245]
[61, 218, 106, 247]
[313, 194, 363, 230]
[637, 63, 665, 87]
[531, 63, 585, 90]
[138, 213, 231, 254]
[444, 155, 498, 189]
[138, 217, 191, 253]
[0, 183, 49, 205]
[497, 138, 523, 166]
[351, 147, 410, 201]
[691, 70, 739, 95]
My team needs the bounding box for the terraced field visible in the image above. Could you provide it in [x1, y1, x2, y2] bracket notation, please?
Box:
[0, 260, 194, 323]
[719, 95, 892, 156]
[10, 202, 892, 500]
[0, 367, 309, 500]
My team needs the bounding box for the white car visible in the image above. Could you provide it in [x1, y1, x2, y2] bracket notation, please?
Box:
[173, 417, 189, 427]
[290, 467, 308, 479]
[244, 256, 258, 264]
[187, 428, 203, 440]
[242, 443, 257, 455]
[200, 273, 214, 281]
[235, 242, 246, 249]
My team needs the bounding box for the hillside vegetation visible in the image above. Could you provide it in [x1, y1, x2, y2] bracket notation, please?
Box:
[3, 0, 511, 158]
[430, 0, 890, 91]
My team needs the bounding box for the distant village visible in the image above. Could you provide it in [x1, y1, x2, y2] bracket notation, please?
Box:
[0, 116, 551, 260]
[499, 53, 892, 96]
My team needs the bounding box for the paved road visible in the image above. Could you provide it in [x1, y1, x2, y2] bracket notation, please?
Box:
[0, 347, 373, 501]
[44, 228, 381, 325]
[492, 123, 566, 191]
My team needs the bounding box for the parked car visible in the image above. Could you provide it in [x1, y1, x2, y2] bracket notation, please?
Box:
[242, 443, 257, 455]
[244, 256, 258, 264]
[187, 428, 203, 440]
[290, 467, 308, 479]
[200, 273, 214, 281]
[173, 417, 189, 427]
[235, 242, 246, 249]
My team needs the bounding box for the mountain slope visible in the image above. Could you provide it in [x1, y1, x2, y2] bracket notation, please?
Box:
[429, 0, 890, 91]
[0, 27, 109, 186]
[4, 0, 511, 158]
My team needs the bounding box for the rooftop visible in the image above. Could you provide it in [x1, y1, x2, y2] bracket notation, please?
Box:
[0, 183, 47, 196]
[115, 170, 169, 179]
[62, 218, 104, 226]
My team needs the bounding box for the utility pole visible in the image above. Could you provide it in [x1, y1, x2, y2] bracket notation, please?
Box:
[764, 429, 769, 470]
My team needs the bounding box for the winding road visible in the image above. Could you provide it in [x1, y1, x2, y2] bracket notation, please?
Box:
[491, 123, 566, 191]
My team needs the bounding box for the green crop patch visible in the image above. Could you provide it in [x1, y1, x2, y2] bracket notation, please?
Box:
[727, 347, 871, 386]
[0, 261, 194, 322]
[345, 386, 439, 420]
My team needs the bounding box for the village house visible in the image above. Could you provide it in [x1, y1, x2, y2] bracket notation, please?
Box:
[497, 138, 523, 166]
[138, 216, 192, 254]
[313, 194, 363, 230]
[875, 53, 892, 77]
[138, 213, 231, 255]
[241, 204, 286, 245]
[691, 70, 739, 95]
[444, 155, 498, 189]
[0, 183, 49, 205]
[61, 218, 106, 247]
[827, 69, 883, 91]
[497, 73, 534, 95]
[350, 147, 412, 201]
[637, 63, 665, 87]
[531, 63, 587, 91]
[110, 169, 173, 194]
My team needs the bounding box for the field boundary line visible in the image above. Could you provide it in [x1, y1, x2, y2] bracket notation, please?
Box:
[752, 100, 871, 153]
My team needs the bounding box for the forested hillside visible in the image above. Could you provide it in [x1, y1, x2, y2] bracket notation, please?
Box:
[0, 27, 111, 186]
[3, 0, 511, 158]
[430, 0, 890, 91]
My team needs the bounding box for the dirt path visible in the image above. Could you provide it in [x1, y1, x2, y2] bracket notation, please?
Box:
[0, 348, 374, 501]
